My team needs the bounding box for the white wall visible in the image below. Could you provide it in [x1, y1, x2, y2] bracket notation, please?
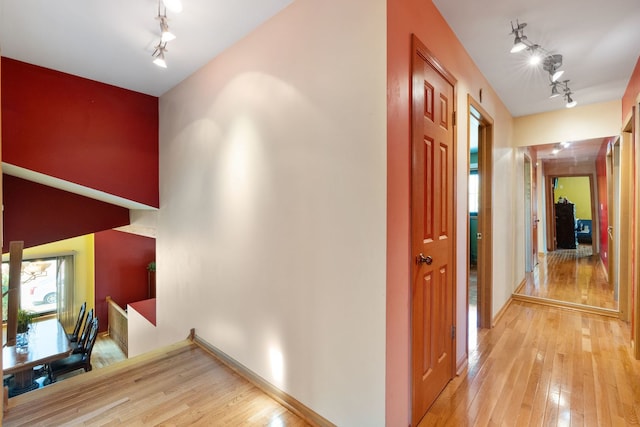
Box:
[155, 0, 386, 425]
[511, 151, 526, 292]
[128, 303, 159, 358]
[491, 132, 518, 318]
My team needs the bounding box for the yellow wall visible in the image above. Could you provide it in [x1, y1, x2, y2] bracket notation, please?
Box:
[554, 177, 592, 219]
[7, 235, 95, 314]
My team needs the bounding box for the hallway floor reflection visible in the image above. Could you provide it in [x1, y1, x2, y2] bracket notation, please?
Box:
[516, 244, 617, 310]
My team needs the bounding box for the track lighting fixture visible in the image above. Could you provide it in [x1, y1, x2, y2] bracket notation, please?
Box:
[548, 80, 576, 107]
[152, 0, 178, 68]
[509, 20, 578, 108]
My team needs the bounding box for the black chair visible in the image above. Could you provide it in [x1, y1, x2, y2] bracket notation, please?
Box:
[72, 308, 93, 354]
[49, 317, 99, 383]
[67, 302, 86, 342]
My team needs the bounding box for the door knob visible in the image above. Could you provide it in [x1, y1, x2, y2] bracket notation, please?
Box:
[417, 253, 433, 265]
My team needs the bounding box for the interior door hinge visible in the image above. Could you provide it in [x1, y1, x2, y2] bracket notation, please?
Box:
[452, 111, 456, 126]
[451, 325, 456, 339]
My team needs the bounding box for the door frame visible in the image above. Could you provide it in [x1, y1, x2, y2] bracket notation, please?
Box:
[467, 96, 493, 329]
[524, 155, 534, 272]
[629, 100, 640, 359]
[616, 130, 633, 321]
[607, 141, 620, 293]
[410, 35, 457, 424]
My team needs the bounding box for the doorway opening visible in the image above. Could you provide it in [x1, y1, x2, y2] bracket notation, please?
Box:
[467, 96, 493, 343]
[551, 176, 594, 254]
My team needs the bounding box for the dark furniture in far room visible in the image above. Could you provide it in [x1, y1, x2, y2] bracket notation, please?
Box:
[555, 202, 577, 249]
[576, 219, 592, 244]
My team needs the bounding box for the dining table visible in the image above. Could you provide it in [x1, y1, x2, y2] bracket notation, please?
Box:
[3, 317, 72, 396]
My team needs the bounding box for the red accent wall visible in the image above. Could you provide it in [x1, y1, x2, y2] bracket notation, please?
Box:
[129, 298, 156, 326]
[622, 57, 640, 119]
[94, 230, 155, 332]
[387, 1, 476, 424]
[2, 174, 130, 252]
[1, 57, 159, 208]
[596, 140, 609, 270]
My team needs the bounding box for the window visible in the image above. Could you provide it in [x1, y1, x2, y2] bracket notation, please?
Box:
[2, 255, 75, 322]
[469, 171, 479, 214]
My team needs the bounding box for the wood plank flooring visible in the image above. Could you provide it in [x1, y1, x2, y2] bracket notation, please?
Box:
[516, 245, 616, 310]
[419, 300, 640, 426]
[4, 340, 310, 426]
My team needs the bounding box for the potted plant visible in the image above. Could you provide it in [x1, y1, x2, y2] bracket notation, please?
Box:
[147, 261, 156, 299]
[16, 309, 36, 352]
[17, 309, 36, 334]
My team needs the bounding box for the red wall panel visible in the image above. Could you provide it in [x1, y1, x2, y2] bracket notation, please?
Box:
[1, 58, 159, 208]
[94, 230, 155, 332]
[2, 174, 130, 252]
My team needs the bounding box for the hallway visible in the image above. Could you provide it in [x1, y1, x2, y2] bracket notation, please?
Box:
[420, 247, 637, 425]
[516, 245, 616, 310]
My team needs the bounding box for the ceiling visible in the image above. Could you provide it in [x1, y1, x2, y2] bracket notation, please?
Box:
[533, 137, 608, 169]
[433, 0, 640, 118]
[0, 0, 293, 97]
[433, 0, 639, 163]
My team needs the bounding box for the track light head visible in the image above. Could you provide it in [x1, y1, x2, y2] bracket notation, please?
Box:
[160, 17, 176, 42]
[560, 80, 577, 107]
[543, 54, 564, 82]
[528, 45, 542, 65]
[549, 83, 561, 98]
[152, 43, 168, 68]
[509, 21, 528, 53]
[153, 55, 167, 68]
[551, 69, 564, 82]
[565, 93, 577, 108]
[511, 35, 528, 53]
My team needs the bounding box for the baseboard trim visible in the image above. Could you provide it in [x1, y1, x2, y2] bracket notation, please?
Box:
[513, 278, 526, 294]
[511, 293, 619, 318]
[455, 355, 468, 376]
[192, 333, 335, 427]
[492, 297, 513, 327]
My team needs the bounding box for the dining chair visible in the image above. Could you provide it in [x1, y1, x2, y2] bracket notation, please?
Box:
[72, 308, 93, 354]
[67, 301, 86, 342]
[48, 317, 99, 383]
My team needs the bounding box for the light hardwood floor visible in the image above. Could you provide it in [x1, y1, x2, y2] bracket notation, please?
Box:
[4, 340, 310, 426]
[420, 300, 640, 426]
[516, 245, 616, 310]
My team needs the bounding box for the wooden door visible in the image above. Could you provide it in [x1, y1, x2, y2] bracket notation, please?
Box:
[411, 35, 456, 425]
